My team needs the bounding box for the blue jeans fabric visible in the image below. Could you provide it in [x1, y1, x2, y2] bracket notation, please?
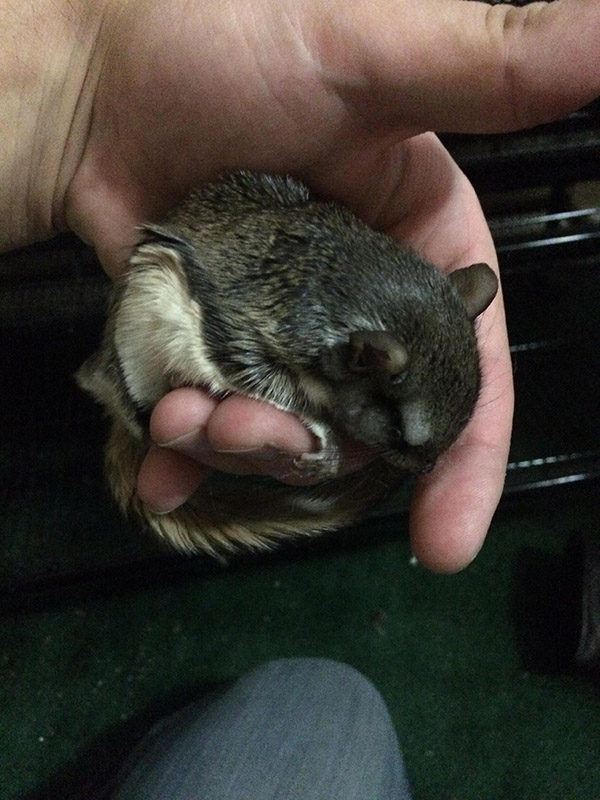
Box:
[111, 658, 412, 799]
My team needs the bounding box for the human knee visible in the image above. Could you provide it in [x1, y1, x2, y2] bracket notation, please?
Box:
[244, 657, 386, 713]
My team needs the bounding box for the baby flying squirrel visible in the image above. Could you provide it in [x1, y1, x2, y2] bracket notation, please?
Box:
[77, 172, 498, 557]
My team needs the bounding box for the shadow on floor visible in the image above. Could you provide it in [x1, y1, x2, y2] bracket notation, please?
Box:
[22, 680, 228, 800]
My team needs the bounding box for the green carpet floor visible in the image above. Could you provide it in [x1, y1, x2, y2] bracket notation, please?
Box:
[2, 492, 599, 800]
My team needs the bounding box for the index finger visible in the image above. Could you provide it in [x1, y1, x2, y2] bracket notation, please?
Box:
[409, 293, 514, 572]
[395, 145, 513, 572]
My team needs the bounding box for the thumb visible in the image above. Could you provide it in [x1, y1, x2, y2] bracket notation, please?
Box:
[312, 0, 600, 134]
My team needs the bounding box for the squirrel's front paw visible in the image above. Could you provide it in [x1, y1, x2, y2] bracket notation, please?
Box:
[292, 449, 340, 481]
[290, 420, 341, 481]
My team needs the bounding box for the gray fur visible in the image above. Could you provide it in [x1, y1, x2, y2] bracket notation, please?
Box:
[77, 172, 497, 555]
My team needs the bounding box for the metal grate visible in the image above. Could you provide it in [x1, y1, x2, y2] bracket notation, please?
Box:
[445, 99, 600, 495]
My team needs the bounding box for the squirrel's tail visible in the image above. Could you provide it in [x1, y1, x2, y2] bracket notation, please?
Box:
[105, 421, 397, 558]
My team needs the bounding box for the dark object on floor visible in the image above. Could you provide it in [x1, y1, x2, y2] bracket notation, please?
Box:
[576, 532, 600, 676]
[513, 529, 600, 682]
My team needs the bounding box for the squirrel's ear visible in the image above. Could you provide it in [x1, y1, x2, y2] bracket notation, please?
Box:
[349, 331, 408, 377]
[448, 262, 498, 320]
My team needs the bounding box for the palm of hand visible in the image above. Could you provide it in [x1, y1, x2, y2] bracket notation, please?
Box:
[67, 0, 567, 570]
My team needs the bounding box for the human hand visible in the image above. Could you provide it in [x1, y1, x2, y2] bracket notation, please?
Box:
[53, 0, 600, 570]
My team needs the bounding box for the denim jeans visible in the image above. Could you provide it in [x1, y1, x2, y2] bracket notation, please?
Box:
[111, 658, 412, 799]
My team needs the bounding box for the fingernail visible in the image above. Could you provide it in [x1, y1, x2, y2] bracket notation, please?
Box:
[212, 444, 289, 462]
[156, 428, 211, 456]
[143, 506, 173, 516]
[141, 500, 182, 516]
